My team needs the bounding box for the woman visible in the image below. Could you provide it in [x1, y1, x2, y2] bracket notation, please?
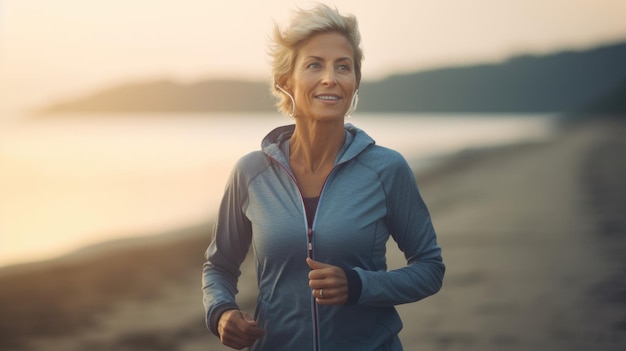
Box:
[202, 3, 444, 350]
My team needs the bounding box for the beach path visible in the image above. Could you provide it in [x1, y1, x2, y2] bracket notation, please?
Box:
[391, 119, 626, 350]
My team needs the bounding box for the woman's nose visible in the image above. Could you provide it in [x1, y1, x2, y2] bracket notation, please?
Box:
[322, 68, 337, 85]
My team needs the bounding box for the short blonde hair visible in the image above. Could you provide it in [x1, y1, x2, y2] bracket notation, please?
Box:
[269, 3, 363, 116]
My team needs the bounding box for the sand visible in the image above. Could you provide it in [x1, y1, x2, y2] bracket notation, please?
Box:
[0, 118, 624, 351]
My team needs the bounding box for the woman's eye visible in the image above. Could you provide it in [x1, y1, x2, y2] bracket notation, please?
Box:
[338, 64, 351, 71]
[307, 63, 321, 69]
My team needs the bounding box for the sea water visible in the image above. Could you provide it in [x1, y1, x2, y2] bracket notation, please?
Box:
[0, 112, 557, 267]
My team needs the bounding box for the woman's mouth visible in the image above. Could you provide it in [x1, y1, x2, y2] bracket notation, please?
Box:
[315, 94, 340, 101]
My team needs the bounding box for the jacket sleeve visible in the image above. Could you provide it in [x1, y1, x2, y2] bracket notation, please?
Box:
[202, 159, 253, 336]
[354, 152, 444, 306]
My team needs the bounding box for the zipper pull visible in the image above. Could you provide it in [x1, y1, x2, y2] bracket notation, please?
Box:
[308, 228, 313, 258]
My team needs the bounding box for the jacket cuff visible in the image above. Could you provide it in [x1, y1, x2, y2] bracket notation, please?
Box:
[209, 303, 239, 336]
[343, 268, 362, 305]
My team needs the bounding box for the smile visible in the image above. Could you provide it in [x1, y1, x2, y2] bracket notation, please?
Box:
[315, 95, 340, 101]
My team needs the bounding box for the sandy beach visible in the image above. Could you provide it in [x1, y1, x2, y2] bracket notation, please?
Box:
[1, 118, 625, 351]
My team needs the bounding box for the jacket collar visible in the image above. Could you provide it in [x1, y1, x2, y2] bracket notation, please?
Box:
[261, 123, 375, 169]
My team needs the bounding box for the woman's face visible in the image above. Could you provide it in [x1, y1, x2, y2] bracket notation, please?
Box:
[285, 32, 357, 121]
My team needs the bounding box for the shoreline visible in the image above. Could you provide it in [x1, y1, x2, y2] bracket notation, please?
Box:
[0, 125, 553, 274]
[0, 113, 555, 273]
[1, 118, 625, 350]
[397, 118, 626, 350]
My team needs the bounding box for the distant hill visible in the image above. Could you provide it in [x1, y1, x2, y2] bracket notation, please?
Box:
[42, 40, 626, 115]
[575, 79, 626, 117]
[43, 80, 275, 113]
[360, 41, 626, 113]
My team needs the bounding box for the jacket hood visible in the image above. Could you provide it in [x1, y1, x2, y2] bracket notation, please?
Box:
[261, 123, 375, 168]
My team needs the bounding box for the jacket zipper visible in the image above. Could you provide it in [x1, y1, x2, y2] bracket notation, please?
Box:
[308, 227, 320, 351]
[271, 157, 320, 351]
[308, 168, 340, 351]
[272, 156, 341, 351]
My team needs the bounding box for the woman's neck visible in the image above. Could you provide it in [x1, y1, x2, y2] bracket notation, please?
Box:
[289, 119, 345, 173]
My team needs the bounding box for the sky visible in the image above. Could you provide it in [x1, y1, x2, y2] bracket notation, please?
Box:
[1, 0, 626, 115]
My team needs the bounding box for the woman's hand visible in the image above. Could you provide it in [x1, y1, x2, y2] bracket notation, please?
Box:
[306, 258, 349, 305]
[218, 309, 265, 350]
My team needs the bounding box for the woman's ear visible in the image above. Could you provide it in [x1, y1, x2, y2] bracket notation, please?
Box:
[277, 75, 292, 91]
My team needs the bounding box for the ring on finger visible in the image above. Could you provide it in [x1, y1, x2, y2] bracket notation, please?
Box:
[319, 288, 324, 298]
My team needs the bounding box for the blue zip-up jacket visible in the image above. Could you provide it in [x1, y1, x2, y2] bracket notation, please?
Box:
[203, 123, 444, 351]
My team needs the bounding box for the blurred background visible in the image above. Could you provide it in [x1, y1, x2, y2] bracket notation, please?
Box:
[1, 1, 625, 350]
